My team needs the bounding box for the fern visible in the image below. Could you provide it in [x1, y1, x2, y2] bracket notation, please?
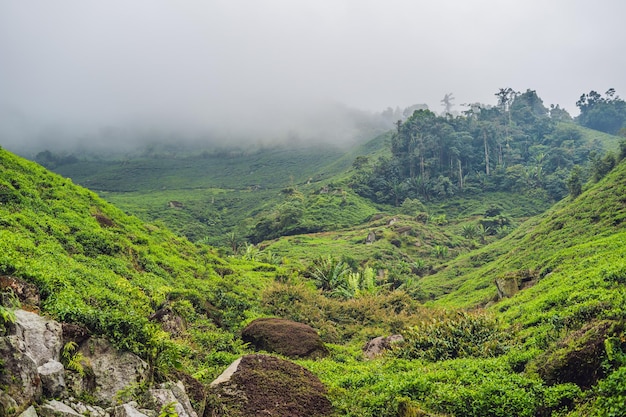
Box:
[61, 341, 85, 376]
[0, 290, 18, 335]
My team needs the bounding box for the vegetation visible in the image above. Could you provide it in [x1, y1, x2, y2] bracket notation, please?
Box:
[5, 87, 626, 415]
[351, 89, 621, 207]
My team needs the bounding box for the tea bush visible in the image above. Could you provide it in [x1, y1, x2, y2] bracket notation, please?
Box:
[396, 311, 509, 361]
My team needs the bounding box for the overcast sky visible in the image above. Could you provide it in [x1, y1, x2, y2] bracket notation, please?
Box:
[1, 0, 625, 150]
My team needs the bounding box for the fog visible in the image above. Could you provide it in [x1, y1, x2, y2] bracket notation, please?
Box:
[1, 0, 625, 153]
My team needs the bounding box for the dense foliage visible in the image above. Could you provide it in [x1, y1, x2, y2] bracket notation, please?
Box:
[576, 88, 626, 135]
[351, 89, 614, 206]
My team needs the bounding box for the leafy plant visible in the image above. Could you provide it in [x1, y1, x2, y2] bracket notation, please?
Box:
[61, 341, 85, 376]
[158, 402, 179, 417]
[396, 311, 509, 361]
[0, 289, 18, 335]
[309, 255, 351, 297]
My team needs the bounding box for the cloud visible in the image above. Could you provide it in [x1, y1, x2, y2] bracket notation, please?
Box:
[1, 0, 625, 152]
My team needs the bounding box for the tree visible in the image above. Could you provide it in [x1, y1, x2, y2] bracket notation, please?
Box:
[441, 93, 455, 114]
[576, 89, 626, 134]
[567, 165, 583, 198]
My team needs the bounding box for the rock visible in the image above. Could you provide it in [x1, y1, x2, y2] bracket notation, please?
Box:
[494, 277, 519, 299]
[13, 310, 63, 366]
[0, 332, 42, 406]
[38, 360, 66, 397]
[38, 400, 82, 417]
[494, 269, 539, 299]
[0, 391, 18, 417]
[363, 335, 404, 359]
[149, 308, 185, 336]
[0, 310, 68, 407]
[18, 405, 37, 417]
[113, 403, 150, 417]
[365, 231, 376, 244]
[76, 338, 149, 405]
[241, 318, 328, 359]
[207, 354, 333, 417]
[171, 371, 206, 413]
[87, 405, 108, 417]
[150, 381, 197, 417]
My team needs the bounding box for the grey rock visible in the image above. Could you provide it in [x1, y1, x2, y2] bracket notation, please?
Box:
[18, 405, 38, 417]
[38, 400, 82, 417]
[362, 334, 404, 359]
[14, 310, 62, 366]
[85, 405, 108, 417]
[38, 360, 66, 397]
[79, 338, 149, 405]
[0, 309, 65, 407]
[0, 335, 42, 405]
[150, 385, 197, 417]
[113, 403, 150, 417]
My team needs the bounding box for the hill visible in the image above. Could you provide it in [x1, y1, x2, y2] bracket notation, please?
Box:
[0, 145, 276, 374]
[3, 141, 626, 415]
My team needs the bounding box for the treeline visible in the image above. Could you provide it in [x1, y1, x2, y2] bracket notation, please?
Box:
[351, 88, 621, 205]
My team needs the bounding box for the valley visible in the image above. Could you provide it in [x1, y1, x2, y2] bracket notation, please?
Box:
[2, 93, 626, 416]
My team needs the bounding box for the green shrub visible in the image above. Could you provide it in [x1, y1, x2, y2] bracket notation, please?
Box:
[396, 311, 509, 361]
[594, 366, 626, 417]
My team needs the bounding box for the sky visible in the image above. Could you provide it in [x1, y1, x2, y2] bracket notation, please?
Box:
[1, 0, 625, 151]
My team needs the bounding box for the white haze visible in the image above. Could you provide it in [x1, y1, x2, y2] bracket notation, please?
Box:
[1, 0, 625, 153]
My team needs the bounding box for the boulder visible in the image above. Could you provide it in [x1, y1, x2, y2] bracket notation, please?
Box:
[38, 360, 66, 397]
[0, 336, 41, 405]
[76, 338, 149, 405]
[363, 335, 404, 359]
[38, 400, 82, 417]
[0, 309, 66, 407]
[150, 381, 197, 417]
[17, 405, 37, 417]
[241, 318, 328, 359]
[149, 308, 185, 337]
[494, 269, 539, 299]
[61, 323, 91, 345]
[207, 354, 333, 417]
[13, 309, 63, 366]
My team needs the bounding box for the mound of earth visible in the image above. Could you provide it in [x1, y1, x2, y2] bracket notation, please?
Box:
[207, 354, 333, 417]
[241, 318, 328, 359]
[532, 320, 623, 388]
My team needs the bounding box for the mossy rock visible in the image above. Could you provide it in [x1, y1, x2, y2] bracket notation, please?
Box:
[531, 320, 623, 388]
[206, 354, 333, 417]
[241, 318, 328, 359]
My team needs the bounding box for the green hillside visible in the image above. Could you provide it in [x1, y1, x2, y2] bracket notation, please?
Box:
[0, 146, 277, 376]
[48, 139, 389, 246]
[3, 140, 626, 415]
